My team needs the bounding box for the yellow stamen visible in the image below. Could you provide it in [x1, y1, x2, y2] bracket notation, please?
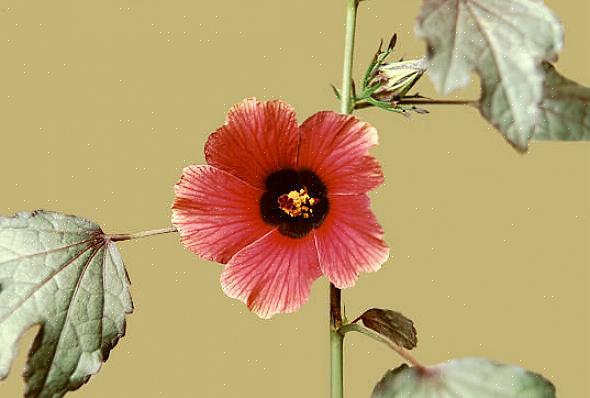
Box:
[278, 187, 319, 218]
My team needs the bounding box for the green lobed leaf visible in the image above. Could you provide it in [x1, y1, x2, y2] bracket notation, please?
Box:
[371, 358, 555, 398]
[0, 211, 133, 398]
[416, 0, 563, 150]
[533, 63, 590, 141]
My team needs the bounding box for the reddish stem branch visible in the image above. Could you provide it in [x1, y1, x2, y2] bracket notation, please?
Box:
[330, 283, 343, 329]
[107, 226, 178, 242]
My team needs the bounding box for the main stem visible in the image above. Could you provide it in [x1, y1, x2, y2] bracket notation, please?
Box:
[330, 325, 344, 398]
[340, 0, 358, 115]
[330, 285, 344, 398]
[331, 1, 358, 397]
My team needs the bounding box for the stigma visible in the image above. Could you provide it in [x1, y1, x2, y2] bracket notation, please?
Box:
[277, 188, 319, 219]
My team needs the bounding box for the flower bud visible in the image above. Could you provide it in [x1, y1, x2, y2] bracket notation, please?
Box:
[368, 57, 427, 102]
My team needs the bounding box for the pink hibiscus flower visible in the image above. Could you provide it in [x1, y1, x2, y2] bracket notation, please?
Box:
[172, 98, 389, 318]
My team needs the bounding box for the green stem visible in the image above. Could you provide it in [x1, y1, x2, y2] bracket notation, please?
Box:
[340, 0, 359, 115]
[330, 329, 344, 398]
[331, 1, 359, 397]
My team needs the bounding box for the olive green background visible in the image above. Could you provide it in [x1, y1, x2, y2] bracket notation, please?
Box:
[0, 1, 588, 397]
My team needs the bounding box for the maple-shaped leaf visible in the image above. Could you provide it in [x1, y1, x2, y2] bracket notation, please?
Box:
[0, 211, 133, 398]
[416, 0, 563, 150]
[372, 358, 555, 398]
[533, 62, 590, 141]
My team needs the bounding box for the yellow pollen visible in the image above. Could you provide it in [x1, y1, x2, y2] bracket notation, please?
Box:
[277, 187, 319, 218]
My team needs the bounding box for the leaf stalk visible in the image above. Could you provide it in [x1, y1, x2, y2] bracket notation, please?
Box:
[354, 98, 477, 110]
[107, 226, 178, 242]
[338, 323, 429, 374]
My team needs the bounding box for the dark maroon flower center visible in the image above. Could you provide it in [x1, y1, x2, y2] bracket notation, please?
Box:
[260, 169, 329, 238]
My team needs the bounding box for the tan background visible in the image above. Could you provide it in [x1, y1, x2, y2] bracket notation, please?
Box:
[1, 0, 588, 397]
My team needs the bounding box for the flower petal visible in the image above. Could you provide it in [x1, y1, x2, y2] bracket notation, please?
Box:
[298, 111, 384, 195]
[205, 98, 299, 189]
[221, 230, 322, 319]
[172, 165, 272, 264]
[313, 194, 389, 289]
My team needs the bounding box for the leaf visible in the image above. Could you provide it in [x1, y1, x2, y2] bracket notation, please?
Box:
[371, 358, 555, 398]
[416, 0, 563, 150]
[533, 63, 590, 141]
[360, 309, 417, 350]
[0, 211, 133, 398]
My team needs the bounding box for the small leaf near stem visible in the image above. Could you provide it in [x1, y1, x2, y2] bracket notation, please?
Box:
[331, 84, 342, 100]
[357, 308, 417, 350]
[108, 226, 178, 242]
